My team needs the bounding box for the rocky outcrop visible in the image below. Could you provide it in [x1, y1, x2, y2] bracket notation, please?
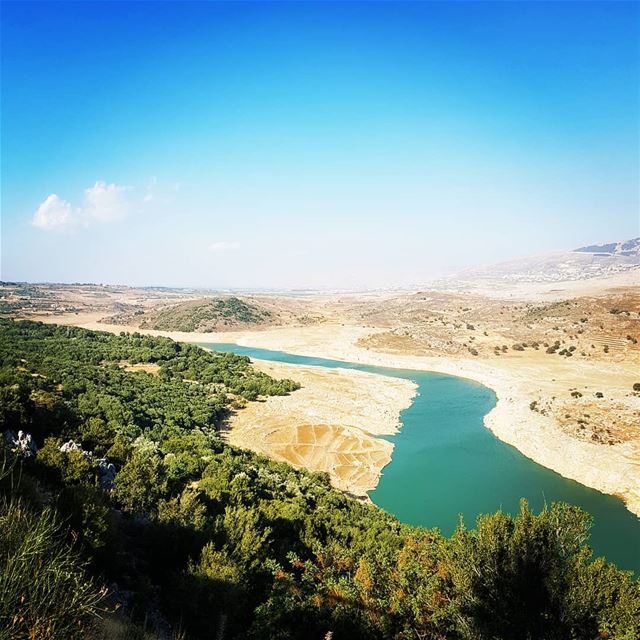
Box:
[59, 439, 117, 490]
[4, 430, 37, 458]
[60, 439, 91, 458]
[95, 457, 117, 490]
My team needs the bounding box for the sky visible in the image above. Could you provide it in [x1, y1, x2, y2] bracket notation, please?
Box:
[1, 0, 638, 289]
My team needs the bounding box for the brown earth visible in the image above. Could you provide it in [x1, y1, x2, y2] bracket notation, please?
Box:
[218, 358, 416, 497]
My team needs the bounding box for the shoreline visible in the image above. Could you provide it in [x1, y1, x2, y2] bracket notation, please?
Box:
[215, 326, 640, 519]
[29, 315, 640, 518]
[217, 356, 416, 497]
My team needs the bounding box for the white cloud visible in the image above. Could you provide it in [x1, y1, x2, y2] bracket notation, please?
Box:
[208, 241, 240, 252]
[32, 181, 131, 231]
[31, 194, 74, 230]
[83, 181, 130, 222]
[143, 176, 157, 203]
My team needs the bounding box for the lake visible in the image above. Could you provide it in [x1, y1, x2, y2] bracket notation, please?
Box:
[201, 342, 640, 575]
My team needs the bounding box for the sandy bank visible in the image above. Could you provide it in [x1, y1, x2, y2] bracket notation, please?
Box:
[208, 324, 640, 517]
[219, 358, 416, 496]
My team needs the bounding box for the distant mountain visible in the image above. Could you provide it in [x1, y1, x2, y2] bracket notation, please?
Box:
[431, 238, 640, 290]
[575, 238, 640, 257]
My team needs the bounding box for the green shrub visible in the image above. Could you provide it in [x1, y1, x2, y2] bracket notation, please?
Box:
[112, 442, 168, 516]
[0, 498, 105, 639]
[447, 501, 640, 639]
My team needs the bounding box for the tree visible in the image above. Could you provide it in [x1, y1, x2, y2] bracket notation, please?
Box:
[112, 441, 167, 515]
[445, 500, 640, 639]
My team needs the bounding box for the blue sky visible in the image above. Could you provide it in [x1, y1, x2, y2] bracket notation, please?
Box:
[2, 1, 638, 288]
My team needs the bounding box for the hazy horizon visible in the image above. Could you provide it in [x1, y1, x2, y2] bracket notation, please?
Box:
[2, 1, 638, 289]
[1, 234, 637, 292]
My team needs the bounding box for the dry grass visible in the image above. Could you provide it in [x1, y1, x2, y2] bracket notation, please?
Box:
[119, 362, 160, 376]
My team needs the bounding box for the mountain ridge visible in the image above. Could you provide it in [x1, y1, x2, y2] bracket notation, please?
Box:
[575, 237, 639, 257]
[432, 237, 640, 289]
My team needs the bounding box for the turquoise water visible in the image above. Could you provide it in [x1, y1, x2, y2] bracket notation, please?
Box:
[201, 343, 640, 575]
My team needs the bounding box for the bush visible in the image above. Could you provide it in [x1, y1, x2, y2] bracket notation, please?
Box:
[447, 501, 640, 639]
[112, 443, 168, 515]
[0, 498, 105, 639]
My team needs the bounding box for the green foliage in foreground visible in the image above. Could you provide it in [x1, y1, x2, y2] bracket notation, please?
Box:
[0, 496, 106, 640]
[0, 320, 638, 639]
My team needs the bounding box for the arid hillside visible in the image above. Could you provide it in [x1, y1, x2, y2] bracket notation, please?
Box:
[0, 282, 325, 330]
[429, 238, 640, 292]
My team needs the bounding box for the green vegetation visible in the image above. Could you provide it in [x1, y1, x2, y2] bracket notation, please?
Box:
[522, 300, 575, 321]
[0, 496, 106, 640]
[140, 297, 273, 332]
[1, 320, 638, 639]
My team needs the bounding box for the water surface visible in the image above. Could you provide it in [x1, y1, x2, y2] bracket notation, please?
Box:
[202, 342, 640, 574]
